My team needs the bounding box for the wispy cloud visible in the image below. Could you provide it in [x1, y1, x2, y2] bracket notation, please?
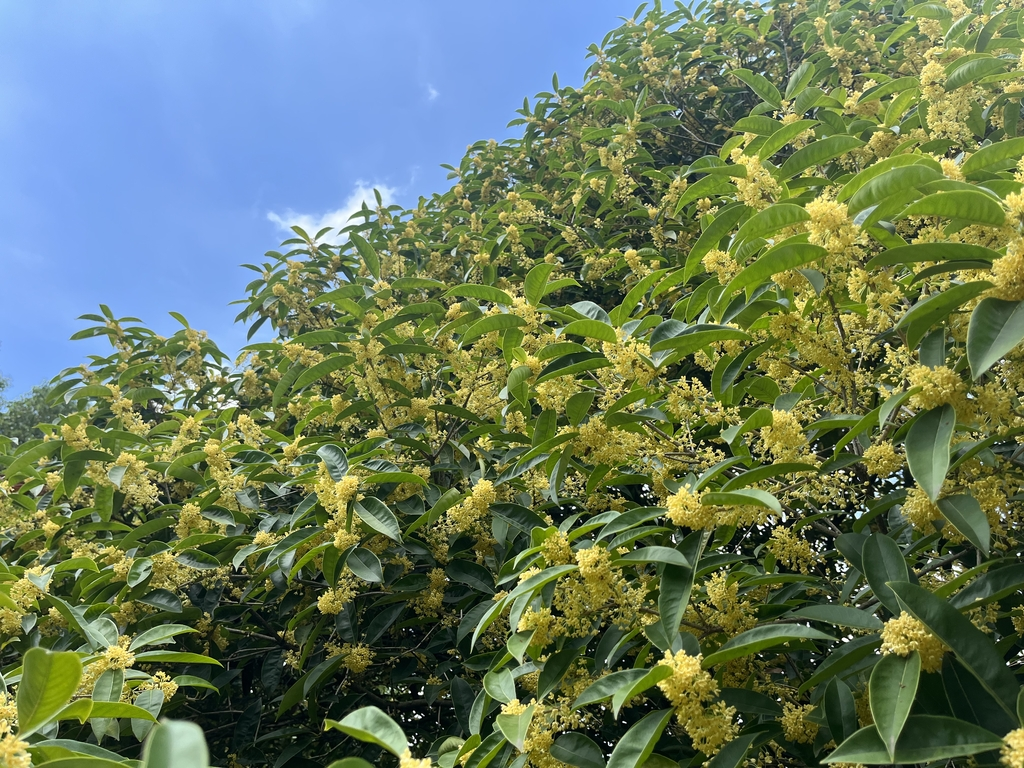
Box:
[267, 181, 397, 244]
[426, 83, 439, 101]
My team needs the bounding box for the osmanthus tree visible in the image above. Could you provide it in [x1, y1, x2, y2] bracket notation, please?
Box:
[4, 0, 1024, 765]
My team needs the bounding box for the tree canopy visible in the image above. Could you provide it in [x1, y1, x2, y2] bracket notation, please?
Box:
[4, 0, 1024, 766]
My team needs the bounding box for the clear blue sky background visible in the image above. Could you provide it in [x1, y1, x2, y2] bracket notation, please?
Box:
[0, 1, 630, 395]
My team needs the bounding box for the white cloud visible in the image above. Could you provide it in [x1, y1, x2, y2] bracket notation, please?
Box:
[267, 182, 397, 244]
[426, 83, 439, 101]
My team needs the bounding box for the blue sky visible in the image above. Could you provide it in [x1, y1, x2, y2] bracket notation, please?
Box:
[0, 0, 630, 395]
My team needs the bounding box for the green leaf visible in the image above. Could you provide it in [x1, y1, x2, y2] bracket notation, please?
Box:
[702, 625, 834, 667]
[573, 669, 649, 710]
[347, 547, 383, 583]
[89, 701, 159, 720]
[349, 232, 380, 279]
[849, 164, 943, 215]
[722, 242, 827, 299]
[870, 652, 921, 760]
[445, 284, 515, 305]
[610, 666, 672, 718]
[363, 471, 427, 486]
[483, 668, 516, 704]
[141, 719, 210, 768]
[758, 121, 819, 160]
[732, 203, 811, 249]
[824, 678, 858, 747]
[862, 533, 909, 614]
[889, 582, 1019, 718]
[175, 549, 221, 570]
[785, 61, 816, 99]
[684, 204, 750, 280]
[968, 297, 1024, 378]
[354, 498, 402, 543]
[129, 623, 197, 651]
[316, 444, 349, 480]
[826, 716, 1002, 764]
[324, 706, 408, 757]
[525, 263, 557, 306]
[17, 648, 83, 737]
[291, 354, 356, 392]
[461, 315, 527, 344]
[706, 734, 757, 768]
[550, 733, 606, 768]
[789, 604, 883, 630]
[733, 68, 783, 108]
[905, 404, 955, 502]
[132, 651, 223, 666]
[962, 136, 1024, 175]
[866, 242, 1000, 269]
[701, 488, 782, 514]
[946, 57, 1009, 90]
[616, 546, 689, 567]
[33, 759, 128, 768]
[936, 494, 990, 555]
[562, 319, 618, 344]
[780, 135, 864, 179]
[896, 281, 992, 349]
[899, 190, 1006, 226]
[606, 709, 673, 768]
[326, 761, 375, 768]
[496, 703, 536, 751]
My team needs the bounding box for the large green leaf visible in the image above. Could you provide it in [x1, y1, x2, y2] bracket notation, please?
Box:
[495, 703, 536, 751]
[324, 706, 408, 757]
[780, 135, 864, 178]
[905, 404, 955, 502]
[967, 297, 1024, 378]
[825, 716, 1002, 764]
[861, 533, 909, 615]
[721, 242, 827, 299]
[702, 625, 834, 667]
[889, 582, 1019, 718]
[141, 719, 210, 768]
[898, 190, 1006, 226]
[605, 709, 673, 768]
[936, 494, 990, 555]
[869, 652, 920, 760]
[550, 733, 606, 768]
[18, 648, 83, 737]
[962, 136, 1024, 175]
[896, 281, 992, 349]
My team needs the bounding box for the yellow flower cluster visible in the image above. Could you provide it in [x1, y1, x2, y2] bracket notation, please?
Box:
[445, 479, 496, 534]
[666, 485, 715, 530]
[906, 365, 966, 412]
[317, 575, 358, 615]
[657, 650, 738, 754]
[398, 749, 432, 768]
[880, 613, 946, 673]
[136, 671, 178, 701]
[780, 702, 819, 744]
[1002, 728, 1024, 768]
[759, 410, 809, 463]
[113, 451, 160, 508]
[175, 502, 209, 539]
[901, 487, 941, 533]
[102, 637, 136, 670]
[992, 238, 1024, 301]
[0, 733, 30, 768]
[766, 527, 815, 573]
[339, 643, 374, 674]
[731, 148, 781, 210]
[863, 442, 902, 477]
